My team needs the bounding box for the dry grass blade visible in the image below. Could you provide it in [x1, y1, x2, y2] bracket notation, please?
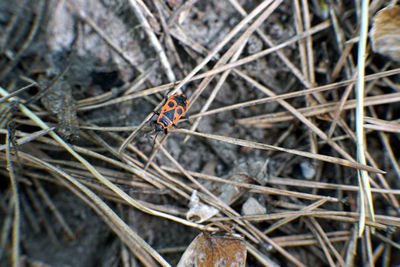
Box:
[190, 68, 400, 120]
[327, 72, 357, 138]
[32, 179, 74, 239]
[70, 3, 138, 70]
[171, 128, 383, 173]
[363, 124, 400, 133]
[183, 34, 246, 143]
[373, 232, 400, 251]
[355, 0, 374, 236]
[5, 131, 20, 267]
[368, 112, 400, 180]
[0, 0, 45, 80]
[0, 83, 36, 105]
[76, 67, 400, 113]
[239, 211, 391, 229]
[364, 117, 400, 133]
[246, 242, 280, 267]
[237, 92, 400, 125]
[0, 127, 55, 151]
[78, 81, 173, 111]
[163, 166, 339, 201]
[264, 199, 328, 235]
[187, 20, 331, 82]
[79, 125, 138, 132]
[308, 217, 345, 266]
[169, 0, 275, 95]
[267, 176, 400, 195]
[118, 102, 162, 153]
[305, 218, 336, 267]
[234, 69, 376, 166]
[0, 87, 213, 231]
[17, 152, 168, 267]
[128, 0, 176, 83]
[271, 231, 351, 248]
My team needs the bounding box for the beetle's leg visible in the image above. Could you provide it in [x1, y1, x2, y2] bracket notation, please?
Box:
[145, 111, 159, 124]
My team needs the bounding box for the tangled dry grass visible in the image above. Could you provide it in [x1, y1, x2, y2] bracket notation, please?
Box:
[1, 0, 400, 266]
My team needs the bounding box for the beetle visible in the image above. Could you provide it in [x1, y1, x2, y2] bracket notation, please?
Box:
[154, 93, 188, 134]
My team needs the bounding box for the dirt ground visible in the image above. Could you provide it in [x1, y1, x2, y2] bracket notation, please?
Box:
[1, 0, 400, 266]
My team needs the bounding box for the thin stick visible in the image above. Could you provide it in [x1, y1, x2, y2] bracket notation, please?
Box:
[237, 92, 400, 125]
[305, 218, 336, 267]
[0, 128, 55, 151]
[0, 83, 36, 105]
[6, 131, 20, 267]
[355, 0, 374, 236]
[128, 0, 176, 83]
[264, 199, 328, 235]
[171, 128, 384, 173]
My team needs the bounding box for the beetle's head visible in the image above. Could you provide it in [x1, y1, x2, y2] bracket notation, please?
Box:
[154, 123, 163, 132]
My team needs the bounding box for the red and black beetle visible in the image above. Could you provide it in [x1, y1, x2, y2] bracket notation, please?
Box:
[154, 93, 188, 134]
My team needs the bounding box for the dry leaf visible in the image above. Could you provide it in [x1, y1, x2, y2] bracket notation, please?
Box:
[370, 5, 400, 62]
[177, 232, 247, 267]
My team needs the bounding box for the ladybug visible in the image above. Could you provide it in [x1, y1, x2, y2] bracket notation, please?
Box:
[154, 93, 188, 134]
